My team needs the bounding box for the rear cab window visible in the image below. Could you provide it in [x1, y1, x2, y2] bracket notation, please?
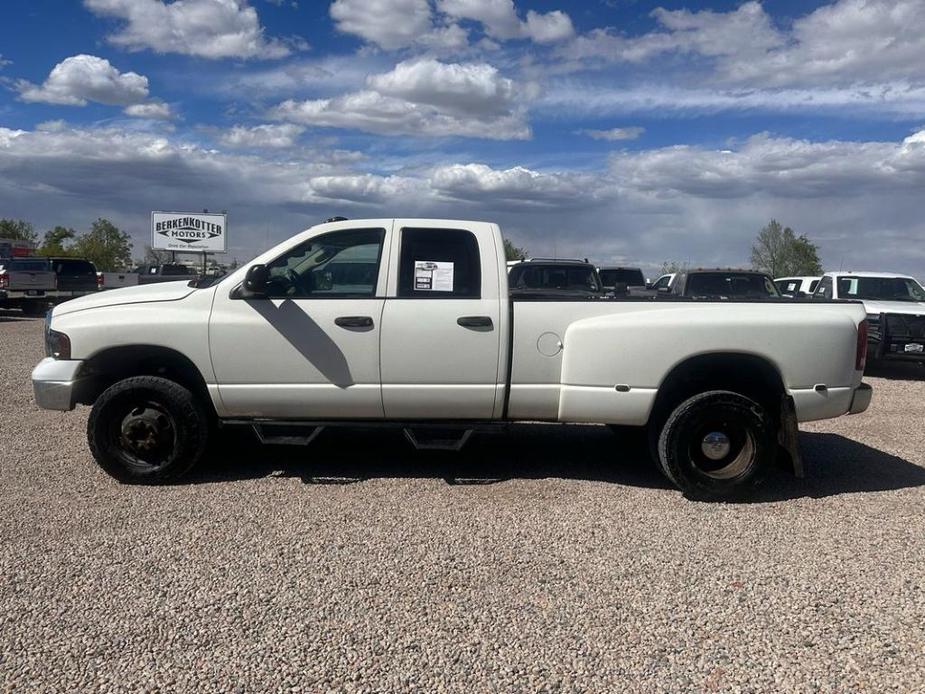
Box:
[52, 259, 96, 275]
[685, 273, 779, 298]
[600, 268, 644, 287]
[7, 259, 51, 272]
[397, 228, 481, 298]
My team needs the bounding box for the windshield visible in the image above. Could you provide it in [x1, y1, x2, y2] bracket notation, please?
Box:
[509, 264, 601, 292]
[599, 268, 645, 287]
[837, 276, 925, 302]
[686, 272, 780, 299]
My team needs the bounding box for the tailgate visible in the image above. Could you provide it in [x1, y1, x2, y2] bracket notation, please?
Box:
[9, 270, 56, 291]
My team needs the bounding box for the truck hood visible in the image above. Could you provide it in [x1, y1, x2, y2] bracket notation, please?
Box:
[52, 281, 197, 316]
[859, 299, 925, 316]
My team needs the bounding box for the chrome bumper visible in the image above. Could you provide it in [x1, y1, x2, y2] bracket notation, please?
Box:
[31, 358, 85, 411]
[849, 382, 872, 415]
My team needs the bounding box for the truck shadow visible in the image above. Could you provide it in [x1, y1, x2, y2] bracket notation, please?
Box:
[192, 425, 925, 502]
[0, 309, 36, 322]
[865, 361, 925, 381]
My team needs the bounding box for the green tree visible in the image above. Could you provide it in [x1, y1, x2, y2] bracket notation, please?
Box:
[503, 238, 528, 261]
[72, 218, 133, 271]
[750, 219, 822, 278]
[38, 226, 77, 256]
[0, 218, 38, 244]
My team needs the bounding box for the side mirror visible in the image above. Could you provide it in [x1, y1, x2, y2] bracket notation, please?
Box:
[645, 282, 653, 290]
[243, 264, 269, 296]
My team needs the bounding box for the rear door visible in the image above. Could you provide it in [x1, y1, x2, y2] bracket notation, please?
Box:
[379, 222, 503, 419]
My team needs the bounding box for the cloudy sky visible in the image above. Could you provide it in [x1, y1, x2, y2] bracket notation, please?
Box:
[1, 0, 924, 276]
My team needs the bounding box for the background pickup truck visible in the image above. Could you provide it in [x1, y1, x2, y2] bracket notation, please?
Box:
[48, 257, 99, 302]
[813, 271, 925, 364]
[32, 218, 872, 499]
[0, 257, 56, 315]
[132, 263, 201, 285]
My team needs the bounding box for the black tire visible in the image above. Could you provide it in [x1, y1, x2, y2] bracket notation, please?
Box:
[655, 390, 775, 501]
[87, 376, 209, 484]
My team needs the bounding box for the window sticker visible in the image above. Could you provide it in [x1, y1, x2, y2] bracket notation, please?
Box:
[413, 260, 454, 291]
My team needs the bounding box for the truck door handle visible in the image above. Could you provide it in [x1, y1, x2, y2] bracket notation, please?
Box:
[335, 316, 374, 328]
[457, 316, 493, 329]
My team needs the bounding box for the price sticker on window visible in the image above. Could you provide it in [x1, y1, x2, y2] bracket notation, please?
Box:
[413, 261, 454, 291]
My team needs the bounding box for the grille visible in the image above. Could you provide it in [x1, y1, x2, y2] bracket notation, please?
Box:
[885, 313, 925, 339]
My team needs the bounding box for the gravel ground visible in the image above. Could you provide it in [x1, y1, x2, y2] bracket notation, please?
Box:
[2, 313, 924, 693]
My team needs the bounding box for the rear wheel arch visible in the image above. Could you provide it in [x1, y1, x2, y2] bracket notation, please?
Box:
[648, 352, 786, 429]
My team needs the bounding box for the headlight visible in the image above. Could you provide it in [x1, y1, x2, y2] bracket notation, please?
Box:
[45, 328, 71, 359]
[866, 313, 880, 323]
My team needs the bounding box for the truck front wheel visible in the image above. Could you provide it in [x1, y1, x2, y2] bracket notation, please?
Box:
[655, 390, 775, 500]
[87, 376, 209, 483]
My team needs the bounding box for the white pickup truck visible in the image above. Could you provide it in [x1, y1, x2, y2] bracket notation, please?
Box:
[813, 271, 925, 364]
[32, 219, 872, 499]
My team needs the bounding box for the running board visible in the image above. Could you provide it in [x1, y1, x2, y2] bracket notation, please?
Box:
[252, 423, 325, 446]
[403, 427, 474, 452]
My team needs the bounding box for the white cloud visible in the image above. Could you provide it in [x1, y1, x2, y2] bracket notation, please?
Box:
[84, 0, 293, 59]
[330, 0, 572, 49]
[579, 127, 645, 141]
[330, 0, 433, 50]
[438, 0, 574, 43]
[2, 124, 925, 276]
[16, 54, 150, 106]
[270, 59, 532, 140]
[608, 131, 925, 199]
[367, 58, 519, 116]
[727, 0, 925, 87]
[430, 163, 590, 204]
[220, 123, 304, 148]
[561, 2, 782, 66]
[124, 101, 172, 119]
[538, 82, 925, 118]
[562, 0, 925, 90]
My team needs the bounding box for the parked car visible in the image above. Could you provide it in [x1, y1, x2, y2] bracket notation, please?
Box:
[48, 257, 99, 301]
[775, 276, 821, 298]
[508, 258, 603, 298]
[649, 273, 676, 293]
[0, 257, 56, 315]
[814, 271, 925, 364]
[599, 266, 646, 294]
[33, 218, 871, 500]
[131, 263, 200, 285]
[667, 269, 781, 300]
[97, 271, 140, 290]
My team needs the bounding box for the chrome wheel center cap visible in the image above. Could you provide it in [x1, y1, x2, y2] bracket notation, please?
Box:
[701, 432, 731, 461]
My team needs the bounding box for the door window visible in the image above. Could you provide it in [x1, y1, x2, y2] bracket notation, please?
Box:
[397, 228, 481, 298]
[264, 228, 384, 298]
[813, 276, 833, 299]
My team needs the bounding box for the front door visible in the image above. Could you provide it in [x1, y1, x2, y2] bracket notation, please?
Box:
[210, 226, 389, 419]
[379, 224, 503, 419]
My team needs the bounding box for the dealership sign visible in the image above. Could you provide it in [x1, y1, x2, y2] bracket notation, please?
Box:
[151, 211, 227, 252]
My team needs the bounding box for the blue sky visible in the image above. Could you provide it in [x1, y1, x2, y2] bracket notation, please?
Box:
[1, 0, 924, 276]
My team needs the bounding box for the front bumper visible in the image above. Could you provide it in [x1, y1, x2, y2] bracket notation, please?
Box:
[31, 358, 86, 411]
[849, 382, 872, 414]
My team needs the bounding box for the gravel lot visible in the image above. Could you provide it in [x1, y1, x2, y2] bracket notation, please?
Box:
[2, 313, 924, 692]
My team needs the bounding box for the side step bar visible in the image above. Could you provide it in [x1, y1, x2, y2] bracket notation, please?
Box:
[403, 427, 473, 452]
[228, 419, 496, 451]
[252, 423, 325, 446]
